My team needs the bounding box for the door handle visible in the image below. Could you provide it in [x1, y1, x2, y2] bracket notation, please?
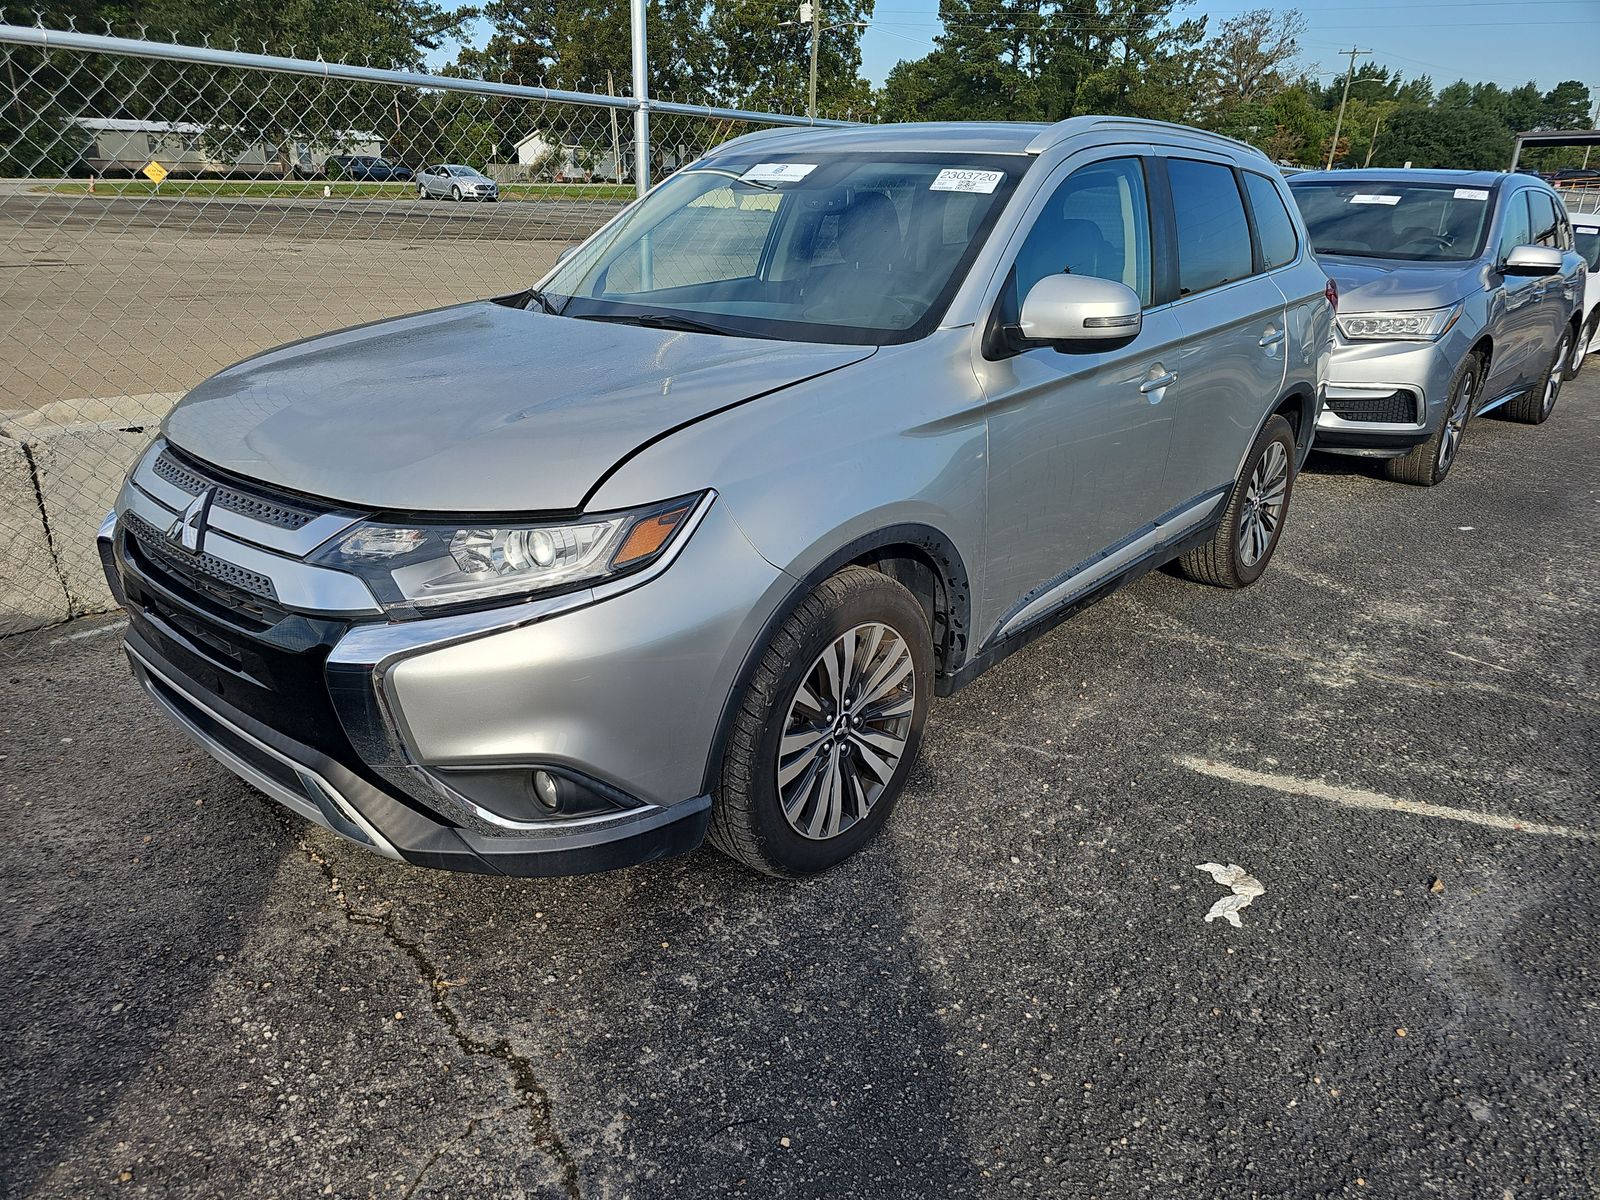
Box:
[1259, 327, 1285, 348]
[1139, 370, 1178, 394]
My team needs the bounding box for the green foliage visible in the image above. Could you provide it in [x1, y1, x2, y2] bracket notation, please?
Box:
[1369, 107, 1512, 171]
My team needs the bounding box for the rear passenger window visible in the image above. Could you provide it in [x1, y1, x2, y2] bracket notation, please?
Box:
[1243, 172, 1299, 269]
[1168, 159, 1254, 295]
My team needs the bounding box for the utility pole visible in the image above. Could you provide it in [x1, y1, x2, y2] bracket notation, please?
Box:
[806, 2, 821, 123]
[1326, 47, 1371, 171]
[1583, 94, 1599, 168]
[1363, 112, 1383, 168]
[629, 0, 649, 198]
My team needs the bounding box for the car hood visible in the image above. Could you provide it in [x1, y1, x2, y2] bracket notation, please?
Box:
[1318, 255, 1483, 313]
[163, 301, 874, 512]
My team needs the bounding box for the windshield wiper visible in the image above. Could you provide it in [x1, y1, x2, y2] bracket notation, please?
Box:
[580, 311, 751, 338]
[519, 286, 562, 314]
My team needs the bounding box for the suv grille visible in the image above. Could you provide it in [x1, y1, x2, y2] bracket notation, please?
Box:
[1326, 391, 1418, 423]
[154, 446, 322, 530]
[123, 509, 279, 609]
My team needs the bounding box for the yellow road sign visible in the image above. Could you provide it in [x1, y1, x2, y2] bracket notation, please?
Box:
[141, 160, 169, 184]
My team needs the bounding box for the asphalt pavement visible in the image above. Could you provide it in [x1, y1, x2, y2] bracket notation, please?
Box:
[2, 372, 1597, 1199]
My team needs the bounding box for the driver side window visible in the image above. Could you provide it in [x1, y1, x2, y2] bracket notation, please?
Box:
[1497, 192, 1533, 260]
[1003, 157, 1153, 325]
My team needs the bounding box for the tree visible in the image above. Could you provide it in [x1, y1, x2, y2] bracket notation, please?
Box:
[1542, 80, 1593, 130]
[1370, 106, 1511, 170]
[1198, 8, 1305, 114]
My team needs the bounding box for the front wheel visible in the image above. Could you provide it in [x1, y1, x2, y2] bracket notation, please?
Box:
[709, 566, 933, 877]
[1174, 414, 1296, 589]
[1505, 327, 1571, 424]
[1564, 314, 1595, 381]
[1383, 352, 1480, 486]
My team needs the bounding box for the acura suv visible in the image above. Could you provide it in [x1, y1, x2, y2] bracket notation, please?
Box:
[1289, 169, 1586, 485]
[101, 118, 1332, 878]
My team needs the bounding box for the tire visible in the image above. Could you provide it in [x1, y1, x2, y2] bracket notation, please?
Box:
[451, 185, 463, 202]
[1565, 313, 1596, 380]
[709, 565, 934, 877]
[417, 183, 426, 199]
[1504, 327, 1571, 424]
[1383, 351, 1481, 486]
[1175, 414, 1296, 589]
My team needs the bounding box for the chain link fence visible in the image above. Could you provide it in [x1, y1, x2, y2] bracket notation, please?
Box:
[0, 21, 847, 635]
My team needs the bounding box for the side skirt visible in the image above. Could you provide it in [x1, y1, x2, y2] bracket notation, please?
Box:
[936, 514, 1222, 697]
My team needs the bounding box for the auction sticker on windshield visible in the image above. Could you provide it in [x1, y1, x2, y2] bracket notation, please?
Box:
[930, 168, 1005, 194]
[1454, 188, 1490, 201]
[1350, 194, 1402, 205]
[740, 162, 818, 185]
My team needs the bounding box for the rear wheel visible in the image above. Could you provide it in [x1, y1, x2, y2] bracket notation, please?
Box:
[1175, 414, 1296, 589]
[709, 566, 932, 877]
[451, 185, 463, 202]
[1505, 328, 1571, 424]
[1383, 352, 1480, 486]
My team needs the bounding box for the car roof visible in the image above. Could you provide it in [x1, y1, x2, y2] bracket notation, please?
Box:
[1288, 167, 1511, 188]
[706, 117, 1266, 161]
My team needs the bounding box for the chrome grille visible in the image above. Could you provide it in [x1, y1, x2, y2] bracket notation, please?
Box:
[123, 510, 278, 603]
[1327, 391, 1418, 424]
[153, 447, 321, 530]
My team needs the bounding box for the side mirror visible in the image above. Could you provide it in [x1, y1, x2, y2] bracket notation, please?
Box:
[556, 245, 579, 265]
[1502, 244, 1562, 276]
[1018, 274, 1143, 350]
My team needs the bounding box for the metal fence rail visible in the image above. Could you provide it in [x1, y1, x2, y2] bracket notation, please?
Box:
[0, 23, 850, 635]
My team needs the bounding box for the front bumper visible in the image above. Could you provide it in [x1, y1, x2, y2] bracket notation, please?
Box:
[1315, 334, 1457, 456]
[100, 443, 784, 876]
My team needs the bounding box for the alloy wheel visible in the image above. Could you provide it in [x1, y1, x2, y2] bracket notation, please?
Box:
[775, 622, 916, 841]
[1437, 365, 1476, 472]
[1543, 333, 1571, 416]
[1237, 441, 1289, 568]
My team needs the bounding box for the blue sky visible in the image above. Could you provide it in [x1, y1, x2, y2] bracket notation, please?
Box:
[857, 0, 1600, 93]
[433, 2, 1600, 100]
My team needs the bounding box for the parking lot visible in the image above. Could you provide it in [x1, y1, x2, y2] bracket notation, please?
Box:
[2, 371, 1597, 1197]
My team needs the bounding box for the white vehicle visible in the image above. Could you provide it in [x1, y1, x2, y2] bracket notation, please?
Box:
[1571, 211, 1599, 369]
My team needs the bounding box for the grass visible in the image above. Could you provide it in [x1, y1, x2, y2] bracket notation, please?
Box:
[34, 179, 635, 201]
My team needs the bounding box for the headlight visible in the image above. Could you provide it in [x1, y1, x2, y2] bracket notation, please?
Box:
[1337, 305, 1461, 342]
[311, 493, 706, 614]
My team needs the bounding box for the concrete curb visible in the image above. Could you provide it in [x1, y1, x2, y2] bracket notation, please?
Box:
[0, 393, 180, 635]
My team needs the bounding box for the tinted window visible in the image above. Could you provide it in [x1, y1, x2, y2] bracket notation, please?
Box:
[1010, 157, 1153, 310]
[1528, 191, 1560, 248]
[1576, 229, 1600, 272]
[1243, 172, 1299, 269]
[1498, 191, 1534, 260]
[1168, 159, 1253, 295]
[1293, 182, 1495, 262]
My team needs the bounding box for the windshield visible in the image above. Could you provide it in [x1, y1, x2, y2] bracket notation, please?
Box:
[538, 153, 1025, 344]
[1289, 181, 1495, 262]
[446, 165, 478, 177]
[1576, 228, 1600, 273]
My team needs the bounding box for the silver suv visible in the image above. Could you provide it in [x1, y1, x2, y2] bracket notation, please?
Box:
[101, 118, 1332, 878]
[1289, 169, 1587, 485]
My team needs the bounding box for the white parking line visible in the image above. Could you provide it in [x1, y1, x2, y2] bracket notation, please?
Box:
[48, 618, 126, 645]
[1175, 756, 1598, 843]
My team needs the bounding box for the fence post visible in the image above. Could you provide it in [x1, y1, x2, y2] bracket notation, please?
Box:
[630, 0, 650, 197]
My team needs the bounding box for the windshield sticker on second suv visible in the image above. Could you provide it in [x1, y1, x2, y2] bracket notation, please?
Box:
[1350, 194, 1402, 205]
[739, 162, 818, 185]
[930, 168, 1006, 194]
[1454, 188, 1491, 201]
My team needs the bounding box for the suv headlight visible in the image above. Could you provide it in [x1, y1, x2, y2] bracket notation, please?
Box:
[1337, 305, 1461, 342]
[311, 493, 706, 614]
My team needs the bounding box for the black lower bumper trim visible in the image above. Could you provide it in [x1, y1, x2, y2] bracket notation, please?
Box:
[124, 625, 711, 878]
[1314, 426, 1431, 451]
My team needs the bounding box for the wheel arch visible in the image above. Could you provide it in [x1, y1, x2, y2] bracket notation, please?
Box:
[699, 522, 972, 796]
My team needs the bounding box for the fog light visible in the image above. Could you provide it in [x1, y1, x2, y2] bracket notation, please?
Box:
[532, 770, 561, 812]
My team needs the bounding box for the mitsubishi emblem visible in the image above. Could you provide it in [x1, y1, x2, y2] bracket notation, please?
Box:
[169, 487, 216, 555]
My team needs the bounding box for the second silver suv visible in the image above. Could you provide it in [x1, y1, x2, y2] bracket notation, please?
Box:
[102, 117, 1333, 878]
[1290, 169, 1586, 485]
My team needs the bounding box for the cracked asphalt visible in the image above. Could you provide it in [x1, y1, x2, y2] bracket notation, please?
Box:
[3, 372, 1597, 1199]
